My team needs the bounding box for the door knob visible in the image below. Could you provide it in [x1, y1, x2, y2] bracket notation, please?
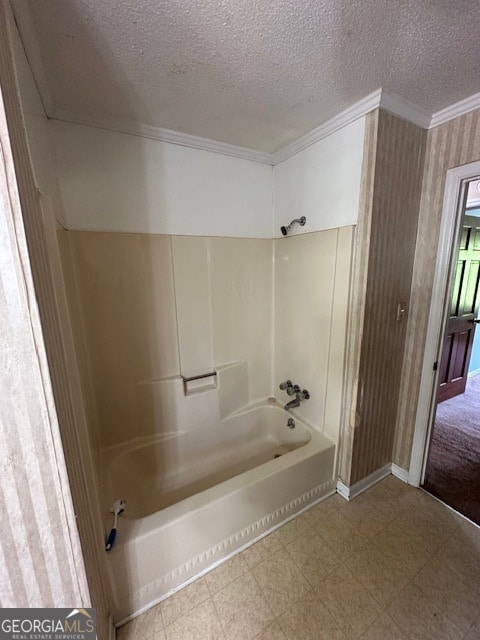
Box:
[471, 318, 480, 324]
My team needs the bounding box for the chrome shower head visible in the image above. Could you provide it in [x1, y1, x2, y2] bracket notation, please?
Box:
[280, 216, 306, 236]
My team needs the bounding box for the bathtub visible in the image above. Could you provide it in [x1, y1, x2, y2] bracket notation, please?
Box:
[103, 400, 336, 622]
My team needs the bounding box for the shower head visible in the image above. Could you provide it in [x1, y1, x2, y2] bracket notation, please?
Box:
[280, 216, 306, 236]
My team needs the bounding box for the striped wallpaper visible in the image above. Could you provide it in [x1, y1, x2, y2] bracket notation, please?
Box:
[0, 61, 89, 607]
[341, 109, 426, 485]
[393, 108, 480, 469]
[1, 5, 110, 637]
[337, 110, 378, 482]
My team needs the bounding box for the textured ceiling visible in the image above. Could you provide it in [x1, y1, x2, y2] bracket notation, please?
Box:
[15, 0, 480, 153]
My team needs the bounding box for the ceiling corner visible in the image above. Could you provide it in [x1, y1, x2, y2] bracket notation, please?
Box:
[379, 90, 431, 130]
[9, 0, 55, 117]
[272, 89, 383, 165]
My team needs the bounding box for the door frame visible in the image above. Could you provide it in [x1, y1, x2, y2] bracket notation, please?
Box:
[410, 160, 480, 486]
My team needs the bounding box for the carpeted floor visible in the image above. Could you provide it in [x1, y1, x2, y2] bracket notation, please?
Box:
[423, 374, 480, 524]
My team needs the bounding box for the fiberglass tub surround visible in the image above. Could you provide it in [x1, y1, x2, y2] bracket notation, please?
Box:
[61, 229, 353, 621]
[103, 368, 335, 621]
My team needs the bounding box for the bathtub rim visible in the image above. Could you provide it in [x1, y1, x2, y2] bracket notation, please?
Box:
[106, 401, 334, 547]
[100, 398, 306, 459]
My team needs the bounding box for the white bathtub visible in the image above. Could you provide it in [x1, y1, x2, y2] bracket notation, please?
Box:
[105, 404, 312, 519]
[103, 400, 336, 622]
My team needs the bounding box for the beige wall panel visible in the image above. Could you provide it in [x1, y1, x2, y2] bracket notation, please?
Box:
[210, 237, 273, 402]
[57, 229, 101, 469]
[171, 236, 214, 378]
[274, 229, 339, 431]
[394, 108, 480, 469]
[66, 233, 276, 447]
[70, 232, 180, 446]
[324, 225, 354, 446]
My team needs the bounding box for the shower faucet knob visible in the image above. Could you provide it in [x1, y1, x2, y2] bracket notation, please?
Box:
[279, 380, 292, 391]
[288, 384, 300, 396]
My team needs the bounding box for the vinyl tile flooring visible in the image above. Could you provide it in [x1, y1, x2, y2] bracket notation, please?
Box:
[116, 476, 480, 640]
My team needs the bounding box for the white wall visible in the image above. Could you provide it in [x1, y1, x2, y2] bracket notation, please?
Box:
[51, 121, 274, 237]
[274, 118, 365, 237]
[50, 116, 366, 238]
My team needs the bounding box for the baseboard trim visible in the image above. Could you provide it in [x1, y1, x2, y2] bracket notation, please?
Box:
[336, 462, 411, 500]
[336, 479, 350, 500]
[468, 368, 480, 378]
[116, 479, 335, 626]
[391, 463, 410, 484]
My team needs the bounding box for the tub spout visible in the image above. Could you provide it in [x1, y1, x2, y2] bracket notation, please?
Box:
[284, 389, 310, 411]
[284, 397, 300, 411]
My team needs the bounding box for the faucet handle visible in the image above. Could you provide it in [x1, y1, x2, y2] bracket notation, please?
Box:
[294, 389, 310, 401]
[279, 380, 292, 391]
[288, 384, 300, 396]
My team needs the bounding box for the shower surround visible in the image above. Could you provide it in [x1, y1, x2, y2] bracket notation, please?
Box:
[63, 229, 352, 450]
[61, 226, 353, 619]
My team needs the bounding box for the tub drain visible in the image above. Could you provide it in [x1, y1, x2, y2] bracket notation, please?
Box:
[274, 445, 290, 459]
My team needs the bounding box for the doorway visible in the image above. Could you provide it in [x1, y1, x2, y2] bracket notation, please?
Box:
[421, 177, 480, 523]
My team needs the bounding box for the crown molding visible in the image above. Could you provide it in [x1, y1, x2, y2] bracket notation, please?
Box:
[429, 91, 480, 129]
[46, 88, 480, 168]
[379, 90, 431, 129]
[53, 88, 428, 168]
[52, 89, 384, 167]
[50, 110, 274, 165]
[271, 89, 383, 164]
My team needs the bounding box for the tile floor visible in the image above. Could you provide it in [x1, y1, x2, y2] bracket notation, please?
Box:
[117, 476, 480, 640]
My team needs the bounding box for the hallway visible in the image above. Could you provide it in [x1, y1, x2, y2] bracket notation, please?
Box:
[425, 375, 480, 525]
[118, 476, 480, 640]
